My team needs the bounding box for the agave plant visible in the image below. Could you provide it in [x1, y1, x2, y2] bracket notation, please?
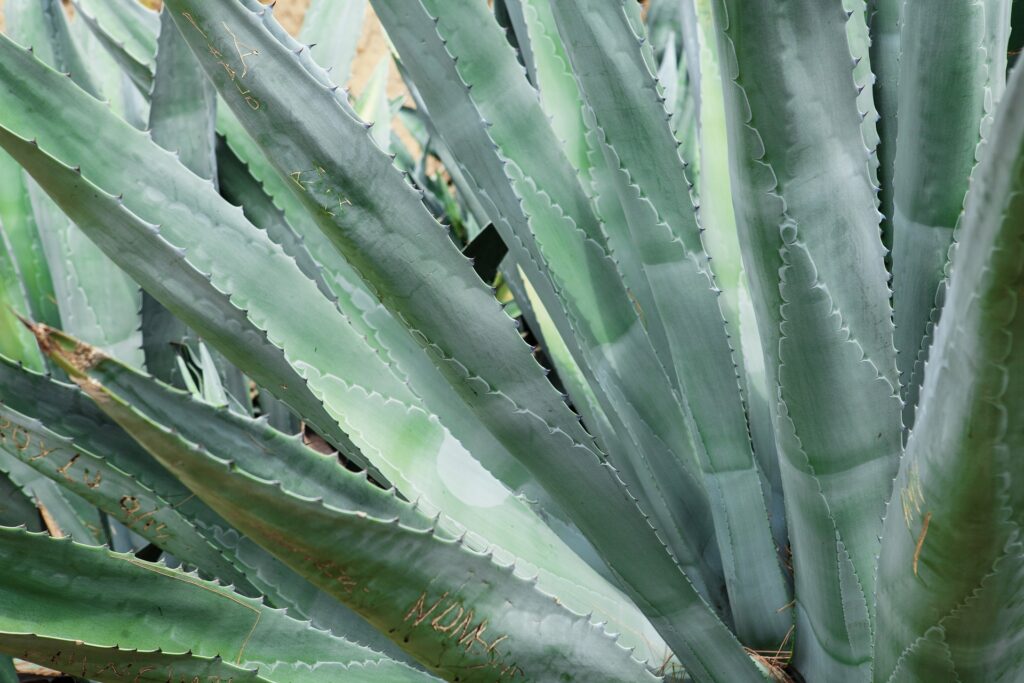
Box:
[0, 0, 1021, 680]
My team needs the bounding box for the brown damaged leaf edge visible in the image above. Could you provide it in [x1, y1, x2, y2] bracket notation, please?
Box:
[16, 314, 107, 394]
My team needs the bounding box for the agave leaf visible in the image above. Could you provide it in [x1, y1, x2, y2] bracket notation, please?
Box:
[27, 186, 144, 367]
[656, 34, 679, 122]
[0, 8, 76, 343]
[372, 0, 738, 621]
[0, 450, 102, 544]
[208, 530, 418, 667]
[549, 0, 790, 647]
[298, 0, 367, 85]
[646, 0, 684, 58]
[0, 466, 41, 530]
[218, 99, 653, 655]
[0, 396, 254, 588]
[709, 0, 901, 677]
[36, 356, 661, 683]
[5, 0, 100, 97]
[145, 7, 253, 415]
[0, 231, 43, 371]
[5, 0, 145, 368]
[214, 138, 337, 303]
[0, 527, 435, 683]
[843, 0, 881, 190]
[0, 354, 407, 659]
[68, 0, 158, 92]
[66, 8, 149, 129]
[672, 44, 700, 188]
[371, 5, 776, 676]
[496, 0, 536, 85]
[150, 7, 216, 183]
[354, 56, 393, 152]
[36, 321, 669, 670]
[690, 0, 788, 562]
[0, 355, 203, 517]
[35, 328, 428, 528]
[0, 35, 383, 461]
[517, 0, 592, 177]
[503, 0, 638, 462]
[166, 1, 732, 662]
[892, 0, 1011, 424]
[0, 656, 13, 683]
[0, 152, 59, 335]
[873, 59, 1024, 683]
[168, 0, 626, 549]
[868, 0, 901, 254]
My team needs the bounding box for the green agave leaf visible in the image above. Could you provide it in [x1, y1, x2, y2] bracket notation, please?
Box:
[217, 110, 665, 666]
[214, 138, 336, 304]
[219, 106, 502, 483]
[0, 354, 407, 660]
[0, 8, 73, 337]
[6, 0, 144, 368]
[369, 4, 775, 676]
[690, 0, 787, 562]
[166, 0, 730, 664]
[0, 116, 647, 669]
[518, 0, 592, 178]
[45, 361, 660, 683]
[709, 0, 901, 678]
[892, 0, 1011, 425]
[67, 7, 149, 130]
[354, 56, 393, 152]
[146, 7, 253, 416]
[169, 0, 627, 546]
[208, 529, 419, 668]
[874, 59, 1024, 683]
[68, 0, 158, 92]
[0, 396, 252, 588]
[549, 0, 790, 648]
[5, 0, 100, 97]
[646, 0, 684, 58]
[27, 184, 144, 367]
[150, 7, 216, 185]
[0, 655, 14, 683]
[843, 0, 881, 190]
[0, 229, 43, 371]
[0, 33, 375, 461]
[37, 328, 429, 529]
[37, 323, 669, 673]
[0, 355, 202, 516]
[670, 41, 700, 189]
[510, 0, 688, 505]
[372, 0, 738, 623]
[868, 0, 900, 255]
[496, 0, 536, 91]
[0, 465, 41, 530]
[0, 527, 434, 683]
[0, 449, 103, 544]
[298, 0, 367, 85]
[0, 151, 59, 334]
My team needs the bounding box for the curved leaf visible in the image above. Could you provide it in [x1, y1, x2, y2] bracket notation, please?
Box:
[892, 0, 1011, 424]
[0, 527, 433, 683]
[874, 58, 1024, 683]
[709, 0, 901, 677]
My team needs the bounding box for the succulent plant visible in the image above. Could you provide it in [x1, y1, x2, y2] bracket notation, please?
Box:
[0, 0, 1020, 681]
